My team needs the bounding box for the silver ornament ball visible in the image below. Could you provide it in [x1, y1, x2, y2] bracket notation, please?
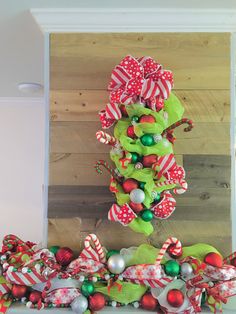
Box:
[107, 254, 126, 274]
[153, 134, 162, 143]
[71, 295, 88, 314]
[130, 188, 145, 204]
[181, 262, 193, 277]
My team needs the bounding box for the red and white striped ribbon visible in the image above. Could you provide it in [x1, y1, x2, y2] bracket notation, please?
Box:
[80, 234, 106, 263]
[105, 103, 122, 121]
[96, 130, 118, 147]
[152, 154, 177, 179]
[156, 179, 188, 195]
[223, 251, 236, 265]
[156, 237, 182, 265]
[0, 282, 12, 295]
[6, 268, 46, 286]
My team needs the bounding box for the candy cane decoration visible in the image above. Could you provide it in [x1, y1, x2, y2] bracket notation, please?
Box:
[95, 160, 123, 184]
[81, 234, 106, 263]
[223, 252, 236, 265]
[162, 118, 194, 136]
[156, 179, 188, 195]
[96, 130, 119, 147]
[156, 237, 182, 265]
[2, 234, 34, 253]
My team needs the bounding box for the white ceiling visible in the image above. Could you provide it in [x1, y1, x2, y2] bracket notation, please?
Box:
[0, 0, 235, 97]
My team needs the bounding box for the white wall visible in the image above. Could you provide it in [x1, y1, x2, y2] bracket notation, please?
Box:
[0, 98, 46, 244]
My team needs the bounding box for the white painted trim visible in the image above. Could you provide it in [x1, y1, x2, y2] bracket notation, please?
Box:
[31, 8, 236, 33]
[0, 97, 43, 104]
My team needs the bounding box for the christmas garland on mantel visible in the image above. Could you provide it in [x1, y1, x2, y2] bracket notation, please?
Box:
[95, 55, 193, 236]
[0, 233, 236, 314]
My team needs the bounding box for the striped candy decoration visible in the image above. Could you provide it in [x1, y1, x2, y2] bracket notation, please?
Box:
[95, 160, 123, 184]
[156, 178, 188, 195]
[80, 234, 106, 263]
[96, 130, 118, 147]
[162, 118, 194, 136]
[5, 267, 46, 286]
[156, 237, 182, 265]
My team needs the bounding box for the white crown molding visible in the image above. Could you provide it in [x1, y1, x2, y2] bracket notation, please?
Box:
[0, 97, 44, 105]
[31, 8, 236, 33]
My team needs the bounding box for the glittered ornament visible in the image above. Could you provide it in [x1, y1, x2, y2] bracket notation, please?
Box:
[56, 247, 74, 266]
[181, 262, 193, 277]
[154, 193, 161, 203]
[140, 134, 155, 146]
[131, 152, 139, 163]
[135, 162, 143, 170]
[71, 295, 88, 314]
[89, 293, 106, 311]
[153, 134, 162, 143]
[129, 201, 144, 213]
[127, 126, 137, 139]
[139, 115, 156, 124]
[49, 245, 60, 255]
[140, 209, 153, 222]
[140, 293, 158, 311]
[120, 105, 128, 117]
[29, 291, 42, 304]
[130, 189, 145, 204]
[106, 250, 120, 259]
[11, 285, 27, 299]
[107, 254, 126, 274]
[142, 154, 157, 167]
[131, 115, 139, 123]
[204, 252, 223, 268]
[81, 282, 95, 297]
[167, 244, 183, 258]
[167, 289, 184, 308]
[122, 178, 139, 193]
[164, 260, 180, 277]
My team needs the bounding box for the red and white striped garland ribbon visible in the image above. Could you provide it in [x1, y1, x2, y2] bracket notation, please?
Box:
[0, 282, 12, 295]
[156, 178, 188, 195]
[6, 267, 46, 286]
[80, 234, 106, 263]
[152, 154, 177, 179]
[223, 251, 236, 265]
[96, 130, 118, 147]
[156, 237, 182, 265]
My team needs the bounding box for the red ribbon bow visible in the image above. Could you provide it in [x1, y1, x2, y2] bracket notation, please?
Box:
[108, 203, 137, 225]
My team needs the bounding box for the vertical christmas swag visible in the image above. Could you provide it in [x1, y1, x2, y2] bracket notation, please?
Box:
[95, 55, 193, 235]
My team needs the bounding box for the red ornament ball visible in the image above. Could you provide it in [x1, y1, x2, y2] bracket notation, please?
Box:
[127, 125, 137, 139]
[139, 115, 156, 124]
[29, 291, 42, 304]
[142, 154, 158, 167]
[129, 201, 144, 213]
[140, 293, 158, 311]
[122, 178, 139, 193]
[56, 247, 74, 266]
[167, 244, 183, 258]
[167, 289, 184, 308]
[204, 252, 223, 268]
[120, 105, 128, 117]
[89, 292, 106, 311]
[231, 257, 236, 267]
[12, 285, 27, 299]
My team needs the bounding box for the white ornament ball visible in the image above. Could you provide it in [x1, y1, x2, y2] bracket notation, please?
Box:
[111, 301, 117, 307]
[71, 295, 88, 314]
[130, 188, 145, 204]
[107, 254, 126, 274]
[181, 262, 193, 277]
[153, 134, 162, 143]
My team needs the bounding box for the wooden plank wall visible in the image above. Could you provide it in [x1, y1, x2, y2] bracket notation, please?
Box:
[49, 33, 231, 255]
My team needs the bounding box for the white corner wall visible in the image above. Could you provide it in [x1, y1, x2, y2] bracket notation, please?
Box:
[0, 98, 46, 244]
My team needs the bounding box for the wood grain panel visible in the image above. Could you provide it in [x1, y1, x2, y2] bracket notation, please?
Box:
[48, 218, 231, 256]
[50, 90, 230, 123]
[49, 153, 183, 186]
[50, 121, 230, 155]
[50, 33, 230, 90]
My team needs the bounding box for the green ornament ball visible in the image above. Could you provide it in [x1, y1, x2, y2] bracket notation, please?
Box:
[132, 115, 139, 123]
[164, 260, 180, 277]
[140, 209, 153, 222]
[81, 281, 95, 296]
[154, 193, 161, 202]
[49, 245, 60, 255]
[131, 152, 139, 164]
[106, 249, 120, 259]
[139, 182, 146, 190]
[140, 134, 155, 146]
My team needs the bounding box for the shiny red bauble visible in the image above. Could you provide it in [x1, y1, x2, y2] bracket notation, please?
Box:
[89, 292, 106, 311]
[167, 244, 183, 258]
[204, 252, 223, 268]
[11, 285, 27, 299]
[120, 105, 128, 117]
[29, 291, 42, 304]
[139, 115, 156, 124]
[127, 126, 137, 139]
[231, 257, 236, 267]
[56, 247, 74, 266]
[167, 289, 184, 308]
[142, 154, 158, 167]
[122, 179, 139, 193]
[140, 293, 158, 311]
[129, 201, 144, 213]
